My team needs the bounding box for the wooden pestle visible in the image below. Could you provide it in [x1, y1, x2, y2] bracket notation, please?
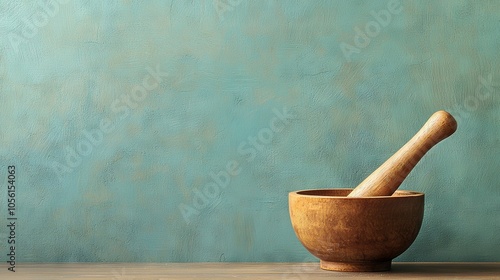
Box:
[347, 111, 457, 197]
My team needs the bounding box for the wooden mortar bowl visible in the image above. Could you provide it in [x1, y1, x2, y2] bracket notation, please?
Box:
[289, 189, 424, 272]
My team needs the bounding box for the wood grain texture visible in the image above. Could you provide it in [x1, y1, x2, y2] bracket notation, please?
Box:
[348, 111, 457, 197]
[1, 263, 499, 279]
[289, 189, 424, 272]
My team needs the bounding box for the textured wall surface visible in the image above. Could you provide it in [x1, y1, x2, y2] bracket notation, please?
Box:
[0, 0, 499, 262]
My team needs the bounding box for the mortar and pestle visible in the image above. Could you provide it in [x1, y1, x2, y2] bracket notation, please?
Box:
[289, 111, 457, 272]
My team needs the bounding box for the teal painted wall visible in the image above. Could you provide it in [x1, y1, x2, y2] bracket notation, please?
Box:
[0, 0, 499, 263]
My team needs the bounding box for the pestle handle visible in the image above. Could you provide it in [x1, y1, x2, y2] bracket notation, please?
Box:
[347, 110, 457, 197]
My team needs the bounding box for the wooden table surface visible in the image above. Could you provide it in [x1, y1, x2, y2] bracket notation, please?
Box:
[1, 263, 499, 279]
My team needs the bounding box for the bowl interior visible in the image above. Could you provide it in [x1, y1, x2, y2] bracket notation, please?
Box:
[294, 188, 423, 197]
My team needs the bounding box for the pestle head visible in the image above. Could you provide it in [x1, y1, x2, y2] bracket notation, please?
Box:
[347, 110, 457, 197]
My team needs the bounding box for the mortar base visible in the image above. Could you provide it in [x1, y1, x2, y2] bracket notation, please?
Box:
[320, 260, 391, 272]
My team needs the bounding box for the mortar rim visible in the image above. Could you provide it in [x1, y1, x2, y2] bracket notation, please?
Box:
[290, 188, 424, 199]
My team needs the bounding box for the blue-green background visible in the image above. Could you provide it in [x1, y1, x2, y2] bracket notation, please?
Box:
[0, 0, 499, 262]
